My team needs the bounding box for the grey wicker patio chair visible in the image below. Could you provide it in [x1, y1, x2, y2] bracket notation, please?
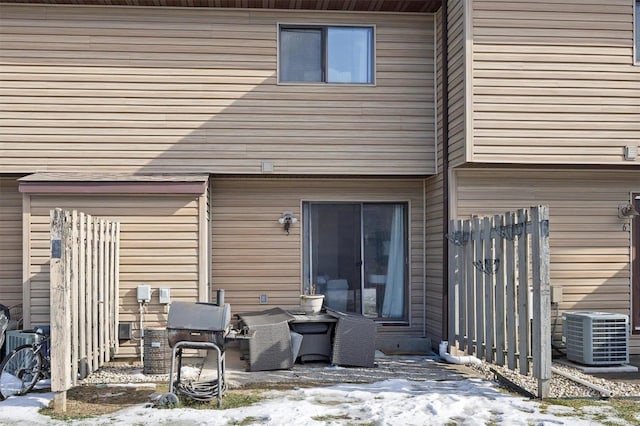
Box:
[8, 304, 22, 330]
[326, 309, 377, 368]
[236, 308, 296, 371]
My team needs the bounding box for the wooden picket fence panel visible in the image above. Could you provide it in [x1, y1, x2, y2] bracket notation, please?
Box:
[50, 208, 120, 411]
[447, 205, 551, 398]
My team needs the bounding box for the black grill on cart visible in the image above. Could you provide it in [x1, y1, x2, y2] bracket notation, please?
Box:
[164, 301, 231, 407]
[167, 301, 231, 348]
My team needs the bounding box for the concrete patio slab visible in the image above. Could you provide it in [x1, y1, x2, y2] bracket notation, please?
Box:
[223, 344, 475, 389]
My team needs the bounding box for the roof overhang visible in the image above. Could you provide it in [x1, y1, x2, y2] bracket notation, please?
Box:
[19, 173, 209, 194]
[0, 0, 441, 13]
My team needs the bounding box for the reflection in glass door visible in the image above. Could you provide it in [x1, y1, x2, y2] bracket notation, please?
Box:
[303, 202, 407, 320]
[305, 203, 362, 313]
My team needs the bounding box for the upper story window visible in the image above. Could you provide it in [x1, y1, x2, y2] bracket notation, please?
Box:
[279, 25, 374, 84]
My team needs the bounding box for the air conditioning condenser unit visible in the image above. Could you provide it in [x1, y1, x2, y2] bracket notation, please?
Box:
[5, 330, 44, 356]
[562, 311, 629, 366]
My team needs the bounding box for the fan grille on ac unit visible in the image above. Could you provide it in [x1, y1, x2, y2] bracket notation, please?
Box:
[563, 311, 629, 366]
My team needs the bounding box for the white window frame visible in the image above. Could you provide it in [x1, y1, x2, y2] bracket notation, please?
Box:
[277, 23, 376, 85]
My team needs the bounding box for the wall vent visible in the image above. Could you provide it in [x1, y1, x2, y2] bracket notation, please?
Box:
[119, 322, 133, 340]
[562, 311, 629, 366]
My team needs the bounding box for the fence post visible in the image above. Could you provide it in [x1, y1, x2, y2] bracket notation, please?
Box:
[50, 208, 71, 413]
[107, 222, 115, 361]
[494, 214, 505, 366]
[516, 208, 529, 375]
[456, 219, 467, 353]
[532, 206, 551, 398]
[105, 223, 112, 363]
[78, 212, 87, 379]
[448, 219, 457, 345]
[464, 219, 474, 355]
[504, 212, 517, 370]
[473, 216, 485, 359]
[84, 215, 95, 374]
[98, 220, 106, 365]
[114, 222, 121, 355]
[70, 211, 79, 387]
[483, 216, 494, 364]
[92, 217, 99, 369]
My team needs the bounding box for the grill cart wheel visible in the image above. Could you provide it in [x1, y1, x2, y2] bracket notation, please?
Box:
[156, 392, 179, 408]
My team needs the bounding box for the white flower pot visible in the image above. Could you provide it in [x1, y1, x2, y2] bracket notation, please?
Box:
[368, 274, 387, 285]
[300, 295, 324, 314]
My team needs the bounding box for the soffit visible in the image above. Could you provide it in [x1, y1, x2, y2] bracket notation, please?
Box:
[0, 0, 440, 13]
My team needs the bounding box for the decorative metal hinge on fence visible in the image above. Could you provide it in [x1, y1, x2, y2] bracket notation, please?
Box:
[445, 231, 470, 246]
[446, 220, 549, 243]
[473, 258, 500, 275]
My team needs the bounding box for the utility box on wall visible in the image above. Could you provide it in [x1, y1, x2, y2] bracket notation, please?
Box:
[159, 288, 171, 304]
[137, 284, 151, 303]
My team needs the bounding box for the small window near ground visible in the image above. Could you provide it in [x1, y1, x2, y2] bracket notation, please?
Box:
[279, 25, 374, 84]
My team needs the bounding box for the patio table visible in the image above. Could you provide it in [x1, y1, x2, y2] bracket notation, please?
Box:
[288, 312, 337, 363]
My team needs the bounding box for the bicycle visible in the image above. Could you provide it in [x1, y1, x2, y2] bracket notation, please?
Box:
[0, 328, 50, 400]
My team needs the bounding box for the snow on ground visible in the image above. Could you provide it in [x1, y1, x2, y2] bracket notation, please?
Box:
[0, 377, 627, 425]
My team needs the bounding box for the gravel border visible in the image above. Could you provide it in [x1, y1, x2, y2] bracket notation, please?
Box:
[79, 364, 170, 386]
[468, 361, 640, 399]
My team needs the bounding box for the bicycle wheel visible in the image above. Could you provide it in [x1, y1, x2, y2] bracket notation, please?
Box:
[0, 345, 43, 400]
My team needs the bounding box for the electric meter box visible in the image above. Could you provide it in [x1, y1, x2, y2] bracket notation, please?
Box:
[137, 284, 151, 303]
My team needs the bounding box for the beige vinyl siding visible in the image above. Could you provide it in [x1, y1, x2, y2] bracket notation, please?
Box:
[455, 168, 640, 354]
[446, 0, 468, 167]
[424, 7, 445, 345]
[472, 0, 640, 165]
[424, 152, 445, 343]
[0, 177, 23, 309]
[211, 178, 427, 341]
[25, 193, 204, 357]
[0, 5, 435, 175]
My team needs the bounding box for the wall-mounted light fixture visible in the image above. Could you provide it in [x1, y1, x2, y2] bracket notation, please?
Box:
[278, 211, 298, 235]
[618, 203, 640, 219]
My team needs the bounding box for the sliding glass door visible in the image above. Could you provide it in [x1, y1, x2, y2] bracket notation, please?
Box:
[303, 202, 408, 321]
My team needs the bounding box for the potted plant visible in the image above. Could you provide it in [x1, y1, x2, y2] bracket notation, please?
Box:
[368, 272, 387, 285]
[368, 258, 387, 285]
[368, 234, 388, 285]
[300, 284, 324, 314]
